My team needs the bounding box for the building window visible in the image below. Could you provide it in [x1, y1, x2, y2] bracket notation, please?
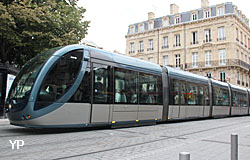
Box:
[205, 10, 210, 18]
[192, 31, 198, 44]
[162, 36, 168, 48]
[246, 76, 248, 87]
[220, 72, 226, 82]
[206, 72, 211, 78]
[139, 24, 144, 32]
[163, 19, 168, 27]
[242, 73, 244, 86]
[240, 31, 243, 44]
[205, 29, 211, 42]
[148, 57, 154, 63]
[129, 42, 134, 54]
[244, 35, 247, 47]
[174, 34, 181, 47]
[236, 28, 239, 41]
[175, 16, 180, 24]
[148, 39, 153, 51]
[175, 54, 181, 68]
[149, 22, 154, 30]
[219, 49, 226, 65]
[218, 27, 225, 41]
[130, 26, 135, 34]
[192, 13, 197, 21]
[205, 51, 212, 66]
[163, 55, 168, 66]
[237, 72, 240, 84]
[138, 41, 144, 52]
[192, 52, 198, 67]
[217, 7, 224, 16]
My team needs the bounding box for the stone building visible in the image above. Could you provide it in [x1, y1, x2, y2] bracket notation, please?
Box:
[125, 0, 250, 88]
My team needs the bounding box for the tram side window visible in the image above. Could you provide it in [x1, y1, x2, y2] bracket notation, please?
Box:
[35, 50, 83, 110]
[169, 79, 179, 105]
[233, 91, 248, 107]
[114, 68, 138, 104]
[185, 83, 199, 105]
[93, 63, 112, 104]
[199, 86, 210, 106]
[139, 73, 162, 105]
[241, 93, 248, 107]
[179, 81, 186, 105]
[213, 86, 229, 106]
[69, 64, 91, 103]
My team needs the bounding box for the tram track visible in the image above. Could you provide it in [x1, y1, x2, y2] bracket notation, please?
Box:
[0, 117, 249, 159]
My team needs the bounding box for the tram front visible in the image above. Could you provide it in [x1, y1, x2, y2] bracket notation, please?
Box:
[5, 45, 89, 128]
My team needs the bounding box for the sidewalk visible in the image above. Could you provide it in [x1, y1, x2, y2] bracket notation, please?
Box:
[0, 118, 9, 125]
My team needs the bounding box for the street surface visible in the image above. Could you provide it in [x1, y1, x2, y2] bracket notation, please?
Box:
[0, 116, 250, 160]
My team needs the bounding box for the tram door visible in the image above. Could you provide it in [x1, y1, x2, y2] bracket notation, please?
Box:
[91, 63, 112, 124]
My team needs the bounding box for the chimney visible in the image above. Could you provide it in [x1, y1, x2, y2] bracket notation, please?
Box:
[170, 4, 179, 15]
[201, 0, 209, 8]
[148, 12, 155, 20]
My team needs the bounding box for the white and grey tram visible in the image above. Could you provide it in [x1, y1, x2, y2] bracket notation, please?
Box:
[5, 45, 250, 128]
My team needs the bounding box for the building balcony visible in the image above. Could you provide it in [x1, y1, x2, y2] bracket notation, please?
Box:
[217, 37, 226, 41]
[185, 59, 250, 70]
[162, 45, 169, 49]
[173, 44, 181, 47]
[191, 41, 199, 45]
[203, 39, 212, 43]
[129, 51, 135, 54]
[147, 48, 154, 51]
[138, 49, 144, 53]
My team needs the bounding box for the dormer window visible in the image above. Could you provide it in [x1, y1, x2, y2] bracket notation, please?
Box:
[175, 16, 180, 24]
[139, 24, 144, 32]
[130, 26, 135, 34]
[192, 13, 197, 21]
[217, 6, 224, 16]
[163, 19, 169, 27]
[205, 10, 210, 18]
[149, 22, 154, 30]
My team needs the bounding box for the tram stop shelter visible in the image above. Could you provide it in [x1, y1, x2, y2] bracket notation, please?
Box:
[0, 63, 19, 118]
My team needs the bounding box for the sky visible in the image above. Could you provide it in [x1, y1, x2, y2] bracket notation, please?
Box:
[78, 0, 250, 53]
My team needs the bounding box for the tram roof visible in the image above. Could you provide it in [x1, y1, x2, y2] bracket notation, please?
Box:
[165, 66, 209, 84]
[88, 46, 162, 74]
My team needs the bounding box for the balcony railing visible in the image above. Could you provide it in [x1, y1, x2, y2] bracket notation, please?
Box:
[185, 59, 250, 70]
[217, 37, 226, 41]
[191, 41, 199, 45]
[147, 48, 154, 51]
[162, 45, 169, 49]
[138, 49, 144, 53]
[129, 51, 135, 54]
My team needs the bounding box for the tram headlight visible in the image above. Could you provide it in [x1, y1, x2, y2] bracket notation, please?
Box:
[8, 104, 12, 110]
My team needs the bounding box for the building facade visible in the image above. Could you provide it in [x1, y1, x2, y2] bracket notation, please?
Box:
[125, 0, 250, 88]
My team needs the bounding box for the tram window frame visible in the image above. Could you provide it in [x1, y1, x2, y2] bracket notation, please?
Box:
[92, 63, 112, 104]
[169, 78, 179, 105]
[69, 62, 91, 103]
[232, 91, 247, 107]
[35, 49, 83, 110]
[139, 73, 162, 105]
[213, 86, 230, 106]
[114, 68, 138, 104]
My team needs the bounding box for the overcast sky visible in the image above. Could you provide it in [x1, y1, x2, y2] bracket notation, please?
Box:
[79, 0, 250, 53]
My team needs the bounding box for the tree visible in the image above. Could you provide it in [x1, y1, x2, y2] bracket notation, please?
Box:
[0, 0, 90, 67]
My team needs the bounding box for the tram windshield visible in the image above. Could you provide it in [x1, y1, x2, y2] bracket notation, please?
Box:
[8, 47, 62, 102]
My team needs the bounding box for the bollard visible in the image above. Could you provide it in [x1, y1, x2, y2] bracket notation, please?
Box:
[231, 133, 238, 160]
[179, 152, 190, 160]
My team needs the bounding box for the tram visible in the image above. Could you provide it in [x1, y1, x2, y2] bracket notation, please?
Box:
[5, 45, 250, 128]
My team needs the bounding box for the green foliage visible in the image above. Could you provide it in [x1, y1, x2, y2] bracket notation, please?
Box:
[0, 0, 90, 67]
